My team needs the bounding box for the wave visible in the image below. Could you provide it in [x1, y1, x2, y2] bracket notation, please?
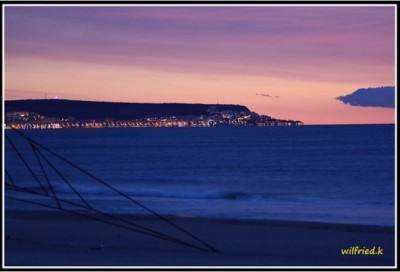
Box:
[16, 184, 278, 201]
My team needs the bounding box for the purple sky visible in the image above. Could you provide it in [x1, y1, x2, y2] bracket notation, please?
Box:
[4, 5, 396, 124]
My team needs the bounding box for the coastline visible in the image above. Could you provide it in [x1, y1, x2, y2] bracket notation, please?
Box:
[4, 210, 395, 267]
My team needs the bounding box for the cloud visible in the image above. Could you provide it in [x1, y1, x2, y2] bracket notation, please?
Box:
[336, 86, 394, 108]
[4, 6, 394, 83]
[256, 93, 272, 97]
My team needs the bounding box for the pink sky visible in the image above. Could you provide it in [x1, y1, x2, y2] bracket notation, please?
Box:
[4, 5, 396, 124]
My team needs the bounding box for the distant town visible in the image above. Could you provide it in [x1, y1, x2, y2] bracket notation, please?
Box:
[5, 110, 303, 129]
[5, 100, 303, 129]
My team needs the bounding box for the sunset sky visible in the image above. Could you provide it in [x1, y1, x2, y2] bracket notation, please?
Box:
[4, 5, 396, 124]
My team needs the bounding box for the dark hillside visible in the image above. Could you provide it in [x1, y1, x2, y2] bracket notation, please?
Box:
[5, 99, 250, 120]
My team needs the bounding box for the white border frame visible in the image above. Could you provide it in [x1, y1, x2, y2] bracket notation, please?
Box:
[2, 2, 397, 270]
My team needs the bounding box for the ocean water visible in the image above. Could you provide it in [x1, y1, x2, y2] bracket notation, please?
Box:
[4, 125, 395, 226]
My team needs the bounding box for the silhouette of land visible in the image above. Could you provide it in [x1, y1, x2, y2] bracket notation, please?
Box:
[5, 99, 250, 120]
[5, 99, 303, 128]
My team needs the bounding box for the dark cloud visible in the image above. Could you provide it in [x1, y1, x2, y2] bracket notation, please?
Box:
[336, 86, 394, 108]
[256, 93, 272, 97]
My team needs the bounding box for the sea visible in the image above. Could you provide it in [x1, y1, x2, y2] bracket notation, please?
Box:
[4, 124, 395, 227]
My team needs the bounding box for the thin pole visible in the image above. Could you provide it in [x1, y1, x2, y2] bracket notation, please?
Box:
[5, 134, 48, 195]
[30, 143, 61, 208]
[6, 193, 209, 252]
[32, 143, 92, 209]
[5, 169, 16, 186]
[5, 184, 201, 250]
[10, 128, 219, 253]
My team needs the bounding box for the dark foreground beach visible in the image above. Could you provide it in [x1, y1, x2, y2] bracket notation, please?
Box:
[5, 211, 395, 267]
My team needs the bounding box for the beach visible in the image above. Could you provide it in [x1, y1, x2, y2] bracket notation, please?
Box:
[4, 210, 395, 267]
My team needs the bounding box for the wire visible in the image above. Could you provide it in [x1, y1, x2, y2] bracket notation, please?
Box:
[5, 128, 219, 253]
